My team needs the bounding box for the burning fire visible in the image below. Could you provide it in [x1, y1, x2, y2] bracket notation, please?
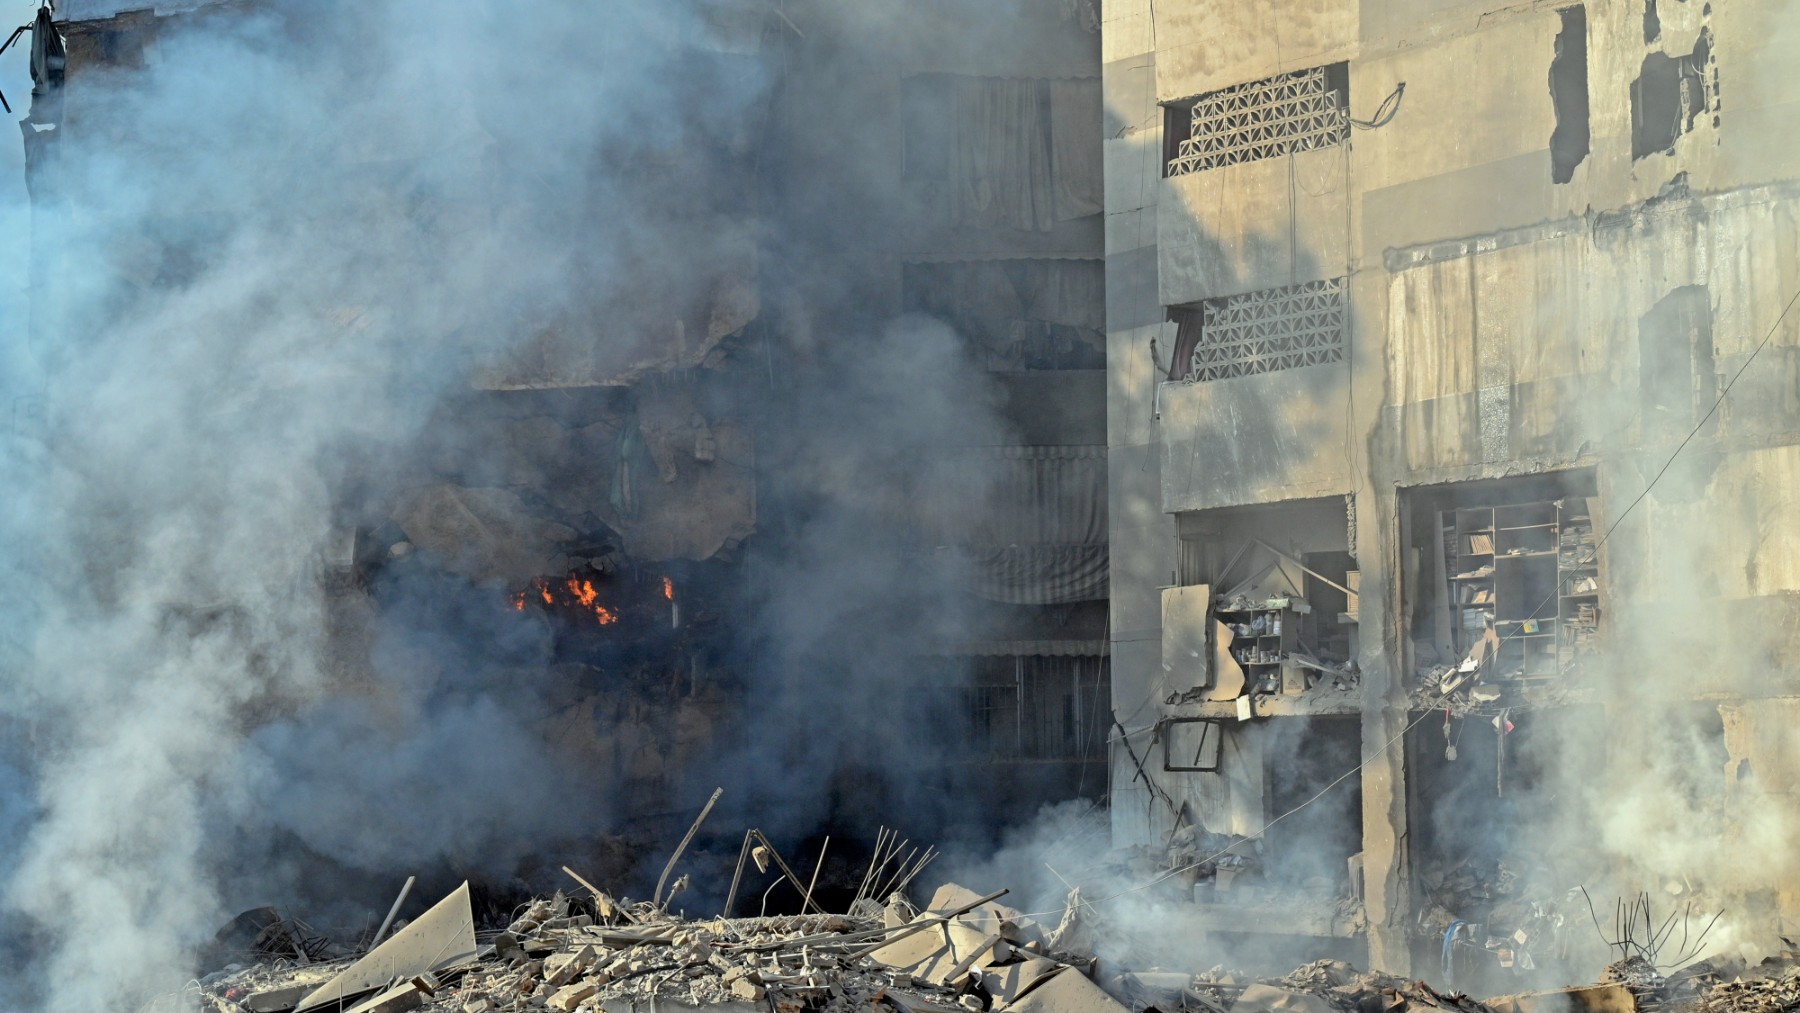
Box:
[511, 573, 619, 625]
[662, 576, 675, 600]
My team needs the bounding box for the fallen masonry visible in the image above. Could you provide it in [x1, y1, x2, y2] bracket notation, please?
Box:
[160, 844, 1800, 1013]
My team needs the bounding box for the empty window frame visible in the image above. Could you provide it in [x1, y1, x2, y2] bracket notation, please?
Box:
[1169, 278, 1347, 382]
[1166, 63, 1349, 177]
[1161, 718, 1223, 772]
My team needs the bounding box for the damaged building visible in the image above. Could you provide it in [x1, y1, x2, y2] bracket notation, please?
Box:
[11, 0, 1109, 879]
[1104, 0, 1800, 988]
[12, 0, 1800, 1007]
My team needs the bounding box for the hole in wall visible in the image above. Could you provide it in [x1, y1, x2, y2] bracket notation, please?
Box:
[1550, 6, 1591, 184]
[1631, 27, 1717, 159]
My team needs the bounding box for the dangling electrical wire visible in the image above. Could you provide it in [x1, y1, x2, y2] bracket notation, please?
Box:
[1349, 81, 1405, 130]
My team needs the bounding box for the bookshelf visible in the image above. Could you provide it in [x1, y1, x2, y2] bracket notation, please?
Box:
[1440, 498, 1600, 680]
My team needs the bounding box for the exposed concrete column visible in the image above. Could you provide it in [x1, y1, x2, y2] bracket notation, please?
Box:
[1100, 0, 1176, 849]
[1358, 476, 1411, 973]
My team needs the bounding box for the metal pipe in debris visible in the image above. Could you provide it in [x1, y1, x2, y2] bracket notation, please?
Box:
[371, 875, 416, 949]
[656, 787, 724, 910]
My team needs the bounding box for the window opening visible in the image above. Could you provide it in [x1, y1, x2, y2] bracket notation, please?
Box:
[1168, 277, 1347, 382]
[1549, 6, 1590, 184]
[1630, 27, 1718, 159]
[1166, 63, 1348, 177]
[1161, 718, 1223, 772]
[1435, 494, 1600, 682]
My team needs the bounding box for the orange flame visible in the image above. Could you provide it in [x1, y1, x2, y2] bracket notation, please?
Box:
[567, 577, 598, 607]
[662, 576, 675, 601]
[512, 574, 620, 626]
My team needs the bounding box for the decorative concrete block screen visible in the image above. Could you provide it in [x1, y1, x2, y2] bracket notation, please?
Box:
[1167, 65, 1347, 176]
[1188, 277, 1346, 381]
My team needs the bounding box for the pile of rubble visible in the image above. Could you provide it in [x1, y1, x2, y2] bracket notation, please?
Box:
[172, 872, 1118, 1013]
[161, 831, 1800, 1013]
[1177, 960, 1494, 1013]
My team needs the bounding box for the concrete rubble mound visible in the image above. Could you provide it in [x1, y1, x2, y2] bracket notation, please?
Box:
[1172, 960, 1493, 1013]
[177, 871, 1119, 1013]
[165, 834, 1800, 1013]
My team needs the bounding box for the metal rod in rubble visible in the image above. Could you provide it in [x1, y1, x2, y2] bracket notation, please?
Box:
[370, 875, 416, 950]
[656, 787, 724, 910]
[801, 836, 830, 916]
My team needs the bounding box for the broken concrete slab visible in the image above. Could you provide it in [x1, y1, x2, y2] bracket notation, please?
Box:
[981, 957, 1063, 1005]
[295, 883, 478, 1013]
[923, 883, 1047, 949]
[543, 944, 597, 987]
[394, 485, 577, 587]
[341, 981, 428, 1013]
[1000, 967, 1130, 1013]
[869, 916, 1000, 985]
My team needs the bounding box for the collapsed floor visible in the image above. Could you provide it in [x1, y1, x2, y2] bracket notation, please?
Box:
[152, 830, 1800, 1013]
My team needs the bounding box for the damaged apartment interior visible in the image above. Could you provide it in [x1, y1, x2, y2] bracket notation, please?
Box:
[4, 0, 1800, 1012]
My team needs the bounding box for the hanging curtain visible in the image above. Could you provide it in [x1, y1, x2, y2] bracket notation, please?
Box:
[919, 447, 1109, 604]
[952, 78, 1056, 232]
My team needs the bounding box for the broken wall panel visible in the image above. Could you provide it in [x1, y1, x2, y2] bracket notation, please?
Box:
[1630, 26, 1718, 160]
[295, 883, 478, 1013]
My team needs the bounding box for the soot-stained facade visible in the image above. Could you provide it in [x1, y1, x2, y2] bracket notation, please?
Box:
[1103, 0, 1800, 985]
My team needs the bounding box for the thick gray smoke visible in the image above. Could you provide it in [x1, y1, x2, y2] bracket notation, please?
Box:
[0, 1, 1042, 1008]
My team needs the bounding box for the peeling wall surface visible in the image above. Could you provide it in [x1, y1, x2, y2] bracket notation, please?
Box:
[1104, 0, 1800, 979]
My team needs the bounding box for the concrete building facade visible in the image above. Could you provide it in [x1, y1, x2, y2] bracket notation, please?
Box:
[1102, 0, 1800, 984]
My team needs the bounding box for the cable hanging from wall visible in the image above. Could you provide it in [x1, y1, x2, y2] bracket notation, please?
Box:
[1348, 81, 1405, 130]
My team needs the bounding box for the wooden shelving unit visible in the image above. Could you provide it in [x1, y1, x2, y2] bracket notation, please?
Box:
[1557, 497, 1600, 674]
[1440, 499, 1600, 680]
[1217, 603, 1297, 690]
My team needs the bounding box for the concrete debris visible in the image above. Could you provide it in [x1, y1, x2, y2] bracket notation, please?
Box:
[1007, 967, 1131, 1013]
[295, 882, 479, 1013]
[179, 835, 1786, 1013]
[1188, 960, 1491, 1013]
[188, 869, 1101, 1013]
